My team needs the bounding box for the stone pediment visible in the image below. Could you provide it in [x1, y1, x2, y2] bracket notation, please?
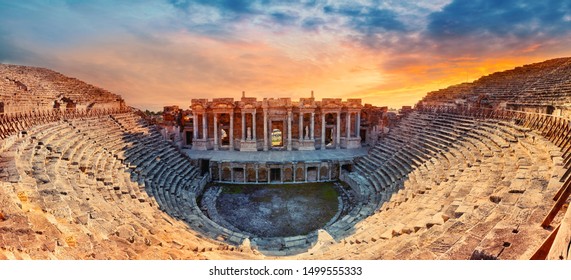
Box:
[322, 103, 342, 109]
[299, 98, 317, 108]
[241, 97, 257, 103]
[267, 98, 291, 108]
[191, 104, 205, 110]
[345, 103, 363, 109]
[321, 98, 343, 108]
[191, 99, 208, 110]
[212, 103, 234, 109]
[212, 98, 235, 109]
[344, 99, 363, 109]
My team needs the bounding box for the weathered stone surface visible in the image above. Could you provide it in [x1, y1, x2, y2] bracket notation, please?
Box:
[0, 59, 569, 261]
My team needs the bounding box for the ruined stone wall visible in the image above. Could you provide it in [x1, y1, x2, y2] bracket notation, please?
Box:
[1, 64, 124, 114]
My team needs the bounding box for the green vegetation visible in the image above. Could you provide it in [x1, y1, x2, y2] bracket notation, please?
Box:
[219, 182, 338, 197]
[215, 182, 340, 237]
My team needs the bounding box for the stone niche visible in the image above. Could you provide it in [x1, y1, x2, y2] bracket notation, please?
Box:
[221, 167, 231, 181]
[298, 139, 316, 150]
[211, 165, 219, 181]
[295, 165, 304, 181]
[320, 165, 329, 180]
[233, 167, 245, 182]
[246, 164, 256, 182]
[258, 166, 268, 182]
[283, 166, 293, 182]
[307, 166, 318, 182]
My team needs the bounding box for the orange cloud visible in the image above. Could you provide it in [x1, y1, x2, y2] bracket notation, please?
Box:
[40, 28, 570, 112]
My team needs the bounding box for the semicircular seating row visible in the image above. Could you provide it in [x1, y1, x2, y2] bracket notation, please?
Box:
[301, 110, 562, 259]
[0, 108, 565, 259]
[0, 112, 259, 259]
[422, 58, 571, 106]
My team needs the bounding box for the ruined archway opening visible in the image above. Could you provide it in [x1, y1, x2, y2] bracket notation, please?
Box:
[220, 128, 229, 146]
[324, 113, 335, 148]
[271, 128, 283, 147]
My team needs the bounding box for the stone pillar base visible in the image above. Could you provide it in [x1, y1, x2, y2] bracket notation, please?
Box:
[343, 137, 362, 149]
[240, 140, 258, 151]
[298, 139, 316, 150]
[192, 139, 209, 150]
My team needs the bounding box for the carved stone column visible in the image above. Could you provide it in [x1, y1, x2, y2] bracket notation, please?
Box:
[346, 112, 351, 139]
[255, 164, 259, 183]
[321, 113, 326, 150]
[263, 109, 268, 151]
[218, 162, 221, 182]
[193, 112, 198, 139]
[241, 112, 245, 141]
[230, 166, 234, 183]
[229, 112, 234, 150]
[202, 112, 207, 140]
[356, 111, 361, 138]
[299, 112, 303, 141]
[252, 111, 256, 141]
[310, 112, 315, 140]
[213, 113, 218, 150]
[293, 163, 296, 183]
[304, 163, 308, 182]
[287, 110, 292, 151]
[336, 112, 340, 149]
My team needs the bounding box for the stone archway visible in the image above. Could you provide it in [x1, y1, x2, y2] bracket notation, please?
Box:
[220, 128, 229, 146]
[258, 168, 267, 182]
[283, 167, 293, 182]
[222, 167, 231, 181]
[296, 167, 304, 181]
[271, 128, 283, 147]
[247, 167, 256, 182]
[320, 166, 328, 180]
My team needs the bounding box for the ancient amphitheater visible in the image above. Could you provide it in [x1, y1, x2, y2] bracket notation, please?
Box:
[1, 58, 570, 260]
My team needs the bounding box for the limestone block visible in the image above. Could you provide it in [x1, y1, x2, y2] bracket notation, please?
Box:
[454, 205, 474, 218]
[380, 229, 394, 240]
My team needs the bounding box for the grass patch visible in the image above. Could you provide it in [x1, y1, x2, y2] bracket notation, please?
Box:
[213, 182, 341, 237]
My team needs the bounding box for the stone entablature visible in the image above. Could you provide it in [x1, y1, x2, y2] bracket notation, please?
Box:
[209, 160, 353, 184]
[188, 93, 368, 151]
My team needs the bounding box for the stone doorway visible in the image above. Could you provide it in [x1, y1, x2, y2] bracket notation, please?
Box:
[270, 168, 281, 182]
[307, 167, 318, 181]
[271, 121, 284, 148]
[547, 105, 555, 115]
[200, 159, 209, 176]
[325, 127, 334, 148]
[233, 167, 245, 182]
[220, 128, 230, 146]
[185, 131, 193, 145]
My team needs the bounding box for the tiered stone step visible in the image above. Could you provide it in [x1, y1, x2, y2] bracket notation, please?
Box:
[293, 111, 559, 259]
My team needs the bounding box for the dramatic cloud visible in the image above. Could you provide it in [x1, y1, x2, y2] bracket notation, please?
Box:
[1, 0, 571, 111]
[424, 0, 571, 56]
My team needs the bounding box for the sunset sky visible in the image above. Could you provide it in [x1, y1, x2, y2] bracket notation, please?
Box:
[2, 0, 571, 111]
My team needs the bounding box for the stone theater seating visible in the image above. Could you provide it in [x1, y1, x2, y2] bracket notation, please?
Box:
[1, 59, 571, 259]
[304, 108, 563, 259]
[1, 111, 259, 259]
